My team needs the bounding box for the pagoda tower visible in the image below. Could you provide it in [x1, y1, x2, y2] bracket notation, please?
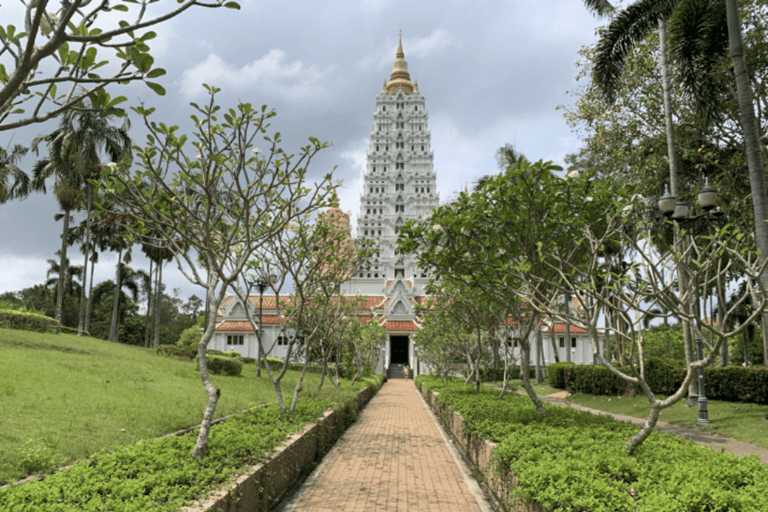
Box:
[353, 34, 438, 287]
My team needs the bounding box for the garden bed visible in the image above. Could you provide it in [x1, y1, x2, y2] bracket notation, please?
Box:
[0, 378, 381, 512]
[418, 375, 768, 512]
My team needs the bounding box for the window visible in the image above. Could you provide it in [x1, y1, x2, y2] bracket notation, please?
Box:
[559, 337, 565, 348]
[227, 335, 244, 346]
[572, 338, 577, 348]
[277, 335, 288, 346]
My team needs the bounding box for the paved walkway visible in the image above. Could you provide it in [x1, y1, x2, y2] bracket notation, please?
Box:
[277, 379, 492, 512]
[538, 391, 768, 464]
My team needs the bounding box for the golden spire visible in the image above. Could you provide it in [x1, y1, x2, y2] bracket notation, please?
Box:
[386, 31, 413, 95]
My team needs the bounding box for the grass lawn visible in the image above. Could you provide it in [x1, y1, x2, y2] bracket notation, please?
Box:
[567, 391, 768, 450]
[0, 327, 352, 484]
[488, 379, 562, 396]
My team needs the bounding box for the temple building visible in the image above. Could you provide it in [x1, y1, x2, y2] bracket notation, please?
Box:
[211, 35, 436, 376]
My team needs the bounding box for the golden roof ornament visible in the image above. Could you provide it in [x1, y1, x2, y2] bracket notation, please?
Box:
[386, 31, 414, 95]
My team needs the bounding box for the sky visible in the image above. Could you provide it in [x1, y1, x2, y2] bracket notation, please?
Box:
[0, 0, 605, 302]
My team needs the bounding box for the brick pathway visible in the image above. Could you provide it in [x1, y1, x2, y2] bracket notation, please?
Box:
[277, 379, 492, 512]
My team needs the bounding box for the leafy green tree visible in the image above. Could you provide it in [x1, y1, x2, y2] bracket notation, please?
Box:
[0, 0, 240, 131]
[98, 85, 333, 458]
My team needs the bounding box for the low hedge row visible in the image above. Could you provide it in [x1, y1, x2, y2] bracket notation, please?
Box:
[549, 359, 768, 405]
[418, 375, 768, 512]
[0, 311, 59, 333]
[0, 376, 383, 512]
[479, 366, 537, 382]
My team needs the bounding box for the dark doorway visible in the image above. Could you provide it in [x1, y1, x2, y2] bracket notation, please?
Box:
[390, 335, 409, 364]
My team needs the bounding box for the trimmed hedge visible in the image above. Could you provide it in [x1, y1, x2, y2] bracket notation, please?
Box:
[479, 366, 537, 382]
[208, 356, 243, 377]
[418, 375, 768, 512]
[156, 345, 197, 361]
[547, 362, 575, 389]
[549, 359, 768, 405]
[0, 311, 59, 333]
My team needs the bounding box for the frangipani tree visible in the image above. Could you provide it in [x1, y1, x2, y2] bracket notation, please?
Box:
[98, 85, 333, 458]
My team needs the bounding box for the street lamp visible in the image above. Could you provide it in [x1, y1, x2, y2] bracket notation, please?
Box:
[256, 272, 277, 378]
[658, 177, 723, 426]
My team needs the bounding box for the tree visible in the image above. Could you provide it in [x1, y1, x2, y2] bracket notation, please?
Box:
[0, 144, 29, 203]
[234, 202, 369, 413]
[443, 166, 766, 452]
[33, 97, 131, 336]
[584, 0, 768, 365]
[31, 152, 82, 324]
[0, 0, 240, 132]
[99, 85, 333, 458]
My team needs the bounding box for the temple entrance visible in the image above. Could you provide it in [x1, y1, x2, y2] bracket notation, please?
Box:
[389, 335, 409, 364]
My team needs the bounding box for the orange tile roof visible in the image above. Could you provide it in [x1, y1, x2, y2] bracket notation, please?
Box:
[386, 320, 419, 332]
[544, 323, 589, 334]
[215, 317, 279, 331]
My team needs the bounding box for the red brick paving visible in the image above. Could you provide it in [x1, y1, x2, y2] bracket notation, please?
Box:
[278, 379, 489, 512]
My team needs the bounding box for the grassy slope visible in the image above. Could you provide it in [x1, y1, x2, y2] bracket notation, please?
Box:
[0, 327, 328, 484]
[566, 392, 768, 450]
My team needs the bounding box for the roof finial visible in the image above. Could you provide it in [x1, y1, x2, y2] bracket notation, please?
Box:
[386, 31, 413, 95]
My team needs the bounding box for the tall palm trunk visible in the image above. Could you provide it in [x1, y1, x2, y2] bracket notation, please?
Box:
[85, 251, 97, 333]
[109, 248, 122, 342]
[144, 258, 154, 348]
[55, 209, 71, 324]
[725, 0, 768, 365]
[77, 186, 92, 335]
[154, 261, 163, 349]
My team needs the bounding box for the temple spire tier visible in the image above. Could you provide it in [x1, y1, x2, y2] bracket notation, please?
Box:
[386, 33, 414, 95]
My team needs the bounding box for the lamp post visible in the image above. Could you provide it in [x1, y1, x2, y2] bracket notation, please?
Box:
[658, 178, 723, 426]
[256, 272, 277, 378]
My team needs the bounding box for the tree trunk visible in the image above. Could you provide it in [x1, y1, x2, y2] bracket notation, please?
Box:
[85, 251, 96, 333]
[520, 341, 546, 415]
[549, 327, 560, 363]
[659, 18, 680, 198]
[108, 248, 122, 342]
[565, 294, 572, 363]
[77, 187, 92, 336]
[144, 258, 153, 348]
[535, 325, 544, 384]
[725, 0, 768, 366]
[191, 323, 221, 458]
[55, 209, 71, 324]
[154, 261, 163, 348]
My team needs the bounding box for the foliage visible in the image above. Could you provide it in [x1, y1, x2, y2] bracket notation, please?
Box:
[640, 324, 687, 360]
[0, 0, 240, 131]
[547, 362, 576, 389]
[0, 309, 59, 332]
[418, 375, 768, 512]
[207, 356, 243, 377]
[98, 85, 333, 456]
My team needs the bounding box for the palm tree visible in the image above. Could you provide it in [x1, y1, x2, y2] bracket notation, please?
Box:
[0, 144, 29, 204]
[91, 264, 149, 343]
[45, 254, 84, 326]
[37, 102, 131, 335]
[31, 155, 83, 324]
[584, 0, 768, 364]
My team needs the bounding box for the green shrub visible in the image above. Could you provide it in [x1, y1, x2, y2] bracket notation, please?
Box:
[208, 356, 243, 376]
[561, 364, 639, 395]
[547, 362, 575, 389]
[157, 345, 196, 361]
[176, 325, 202, 349]
[242, 357, 256, 364]
[417, 375, 768, 512]
[706, 365, 768, 405]
[0, 311, 59, 333]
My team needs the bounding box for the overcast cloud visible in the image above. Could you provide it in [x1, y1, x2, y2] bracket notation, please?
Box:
[0, 0, 603, 301]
